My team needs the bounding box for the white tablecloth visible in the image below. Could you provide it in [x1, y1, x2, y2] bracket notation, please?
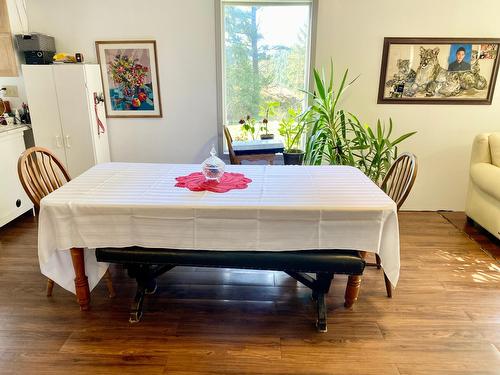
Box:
[38, 163, 400, 293]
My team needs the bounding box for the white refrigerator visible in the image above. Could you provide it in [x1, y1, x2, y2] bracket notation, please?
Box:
[22, 64, 110, 178]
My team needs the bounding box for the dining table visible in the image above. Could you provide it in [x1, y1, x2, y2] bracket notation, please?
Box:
[38, 162, 400, 311]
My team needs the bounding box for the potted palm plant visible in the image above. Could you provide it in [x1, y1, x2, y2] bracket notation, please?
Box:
[278, 107, 309, 165]
[303, 61, 416, 183]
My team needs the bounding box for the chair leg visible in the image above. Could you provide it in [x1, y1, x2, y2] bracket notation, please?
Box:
[344, 275, 362, 308]
[384, 272, 393, 298]
[375, 254, 382, 269]
[103, 269, 116, 298]
[46, 278, 54, 297]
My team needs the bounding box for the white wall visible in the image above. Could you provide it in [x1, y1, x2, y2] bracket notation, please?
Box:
[9, 0, 500, 210]
[315, 0, 500, 210]
[26, 0, 218, 163]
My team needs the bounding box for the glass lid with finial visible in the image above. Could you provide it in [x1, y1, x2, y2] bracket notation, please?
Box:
[201, 146, 225, 182]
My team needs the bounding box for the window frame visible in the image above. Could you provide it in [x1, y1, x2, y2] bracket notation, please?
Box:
[215, 0, 318, 153]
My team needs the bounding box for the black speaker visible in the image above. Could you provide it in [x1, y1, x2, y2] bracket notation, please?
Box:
[24, 50, 55, 65]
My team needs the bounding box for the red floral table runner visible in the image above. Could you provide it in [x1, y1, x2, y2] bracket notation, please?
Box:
[175, 172, 252, 193]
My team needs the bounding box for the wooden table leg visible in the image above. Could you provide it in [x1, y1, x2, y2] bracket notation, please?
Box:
[344, 251, 367, 308]
[344, 275, 362, 308]
[70, 247, 90, 311]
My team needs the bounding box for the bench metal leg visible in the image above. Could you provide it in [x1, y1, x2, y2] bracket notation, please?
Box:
[129, 277, 158, 323]
[287, 271, 333, 332]
[127, 264, 173, 323]
[316, 292, 327, 332]
[315, 272, 333, 333]
[130, 284, 146, 323]
[311, 290, 318, 301]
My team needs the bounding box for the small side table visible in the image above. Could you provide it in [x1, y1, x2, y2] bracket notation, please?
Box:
[232, 139, 284, 165]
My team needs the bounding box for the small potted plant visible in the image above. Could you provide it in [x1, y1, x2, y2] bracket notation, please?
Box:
[278, 107, 309, 165]
[239, 115, 257, 140]
[259, 102, 279, 140]
[260, 118, 273, 140]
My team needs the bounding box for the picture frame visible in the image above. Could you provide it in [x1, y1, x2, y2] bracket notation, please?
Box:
[377, 37, 500, 105]
[96, 40, 162, 117]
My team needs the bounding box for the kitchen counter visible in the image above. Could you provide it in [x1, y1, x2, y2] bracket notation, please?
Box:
[0, 123, 30, 136]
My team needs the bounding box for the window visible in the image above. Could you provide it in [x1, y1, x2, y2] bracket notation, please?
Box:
[218, 0, 314, 144]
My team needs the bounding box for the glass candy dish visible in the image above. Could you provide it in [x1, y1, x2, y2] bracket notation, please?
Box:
[201, 146, 225, 182]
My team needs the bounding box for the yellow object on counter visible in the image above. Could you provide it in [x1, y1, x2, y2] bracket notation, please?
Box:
[53, 53, 77, 63]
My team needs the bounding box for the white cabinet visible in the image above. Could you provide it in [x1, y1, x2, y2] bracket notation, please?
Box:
[0, 127, 33, 227]
[22, 64, 110, 178]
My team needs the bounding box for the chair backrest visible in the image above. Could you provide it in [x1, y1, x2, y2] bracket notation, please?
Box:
[18, 146, 71, 209]
[380, 152, 418, 211]
[223, 126, 240, 165]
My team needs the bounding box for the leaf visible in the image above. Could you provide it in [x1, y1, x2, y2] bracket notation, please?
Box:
[377, 119, 382, 142]
[328, 59, 334, 92]
[332, 69, 348, 110]
[392, 131, 417, 146]
[313, 68, 326, 101]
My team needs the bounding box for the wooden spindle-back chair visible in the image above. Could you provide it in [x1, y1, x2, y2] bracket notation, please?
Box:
[345, 153, 418, 305]
[17, 146, 115, 297]
[224, 126, 241, 165]
[381, 152, 418, 210]
[18, 147, 71, 210]
[376, 152, 418, 297]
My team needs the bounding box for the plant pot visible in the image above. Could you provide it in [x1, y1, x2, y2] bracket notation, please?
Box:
[260, 133, 274, 140]
[283, 149, 305, 165]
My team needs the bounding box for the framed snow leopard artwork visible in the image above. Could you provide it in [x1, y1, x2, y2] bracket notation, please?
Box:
[377, 38, 500, 104]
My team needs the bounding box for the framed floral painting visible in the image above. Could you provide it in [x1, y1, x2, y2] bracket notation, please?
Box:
[96, 40, 162, 117]
[378, 37, 500, 104]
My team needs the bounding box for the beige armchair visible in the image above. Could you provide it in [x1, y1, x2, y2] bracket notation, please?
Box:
[465, 133, 500, 240]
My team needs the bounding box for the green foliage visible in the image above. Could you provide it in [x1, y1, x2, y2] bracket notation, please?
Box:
[239, 116, 258, 140]
[346, 116, 416, 183]
[224, 6, 263, 121]
[259, 101, 280, 134]
[303, 61, 359, 166]
[304, 61, 416, 184]
[278, 106, 310, 152]
[224, 5, 309, 124]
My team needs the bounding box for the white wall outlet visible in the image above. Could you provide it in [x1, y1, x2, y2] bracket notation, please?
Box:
[3, 86, 19, 97]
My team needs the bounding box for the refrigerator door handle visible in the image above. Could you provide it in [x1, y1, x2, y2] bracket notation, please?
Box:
[93, 92, 106, 135]
[55, 134, 63, 148]
[64, 135, 71, 149]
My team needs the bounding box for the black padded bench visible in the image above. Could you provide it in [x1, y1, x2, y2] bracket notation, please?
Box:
[95, 247, 366, 332]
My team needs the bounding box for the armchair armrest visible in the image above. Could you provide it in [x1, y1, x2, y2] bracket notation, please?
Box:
[470, 133, 491, 165]
[470, 162, 500, 201]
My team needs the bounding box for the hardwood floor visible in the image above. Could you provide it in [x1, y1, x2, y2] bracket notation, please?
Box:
[0, 211, 498, 374]
[440, 211, 500, 261]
